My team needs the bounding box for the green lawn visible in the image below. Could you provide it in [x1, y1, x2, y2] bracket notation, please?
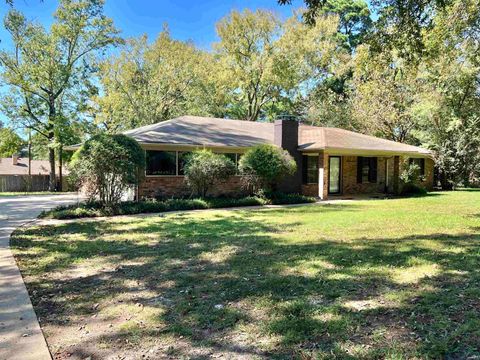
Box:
[11, 190, 480, 359]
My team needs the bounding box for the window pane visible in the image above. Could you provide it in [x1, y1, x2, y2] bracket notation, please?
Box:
[306, 156, 319, 183]
[329, 157, 340, 193]
[178, 152, 192, 175]
[146, 150, 176, 176]
[362, 157, 370, 183]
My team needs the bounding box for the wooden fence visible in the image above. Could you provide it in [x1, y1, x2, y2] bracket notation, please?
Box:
[0, 175, 51, 192]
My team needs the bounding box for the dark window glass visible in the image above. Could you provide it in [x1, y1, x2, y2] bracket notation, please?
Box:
[177, 152, 192, 175]
[305, 156, 319, 183]
[303, 155, 319, 184]
[357, 157, 377, 183]
[146, 150, 176, 176]
[409, 158, 425, 176]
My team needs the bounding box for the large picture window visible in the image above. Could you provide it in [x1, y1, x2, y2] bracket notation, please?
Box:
[302, 155, 319, 184]
[177, 151, 192, 175]
[146, 150, 243, 176]
[146, 150, 177, 176]
[357, 157, 378, 183]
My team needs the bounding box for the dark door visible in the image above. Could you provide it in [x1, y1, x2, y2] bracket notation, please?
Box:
[329, 156, 341, 194]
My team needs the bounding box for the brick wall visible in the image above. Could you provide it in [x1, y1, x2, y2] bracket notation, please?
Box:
[341, 156, 390, 195]
[399, 156, 434, 191]
[139, 176, 245, 199]
[301, 184, 318, 197]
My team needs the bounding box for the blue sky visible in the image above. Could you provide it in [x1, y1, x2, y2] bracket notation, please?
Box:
[0, 0, 303, 50]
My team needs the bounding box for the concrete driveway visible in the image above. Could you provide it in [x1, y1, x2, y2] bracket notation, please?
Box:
[0, 194, 82, 360]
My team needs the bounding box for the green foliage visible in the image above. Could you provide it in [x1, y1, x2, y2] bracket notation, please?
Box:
[400, 183, 428, 196]
[0, 127, 24, 157]
[70, 134, 145, 206]
[0, 0, 121, 190]
[95, 29, 224, 132]
[264, 191, 317, 205]
[433, 117, 480, 188]
[400, 163, 428, 196]
[39, 192, 316, 219]
[318, 0, 372, 51]
[239, 144, 297, 193]
[215, 9, 343, 121]
[183, 149, 236, 197]
[400, 163, 423, 185]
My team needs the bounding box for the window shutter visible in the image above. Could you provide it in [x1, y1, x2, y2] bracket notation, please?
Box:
[302, 156, 308, 184]
[357, 157, 363, 184]
[369, 157, 378, 183]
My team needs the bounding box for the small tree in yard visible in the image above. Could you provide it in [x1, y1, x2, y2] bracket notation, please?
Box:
[70, 134, 145, 207]
[184, 149, 236, 197]
[400, 162, 426, 195]
[239, 144, 296, 193]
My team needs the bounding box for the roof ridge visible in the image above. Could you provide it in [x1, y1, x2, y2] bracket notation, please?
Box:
[123, 118, 178, 134]
[328, 127, 426, 150]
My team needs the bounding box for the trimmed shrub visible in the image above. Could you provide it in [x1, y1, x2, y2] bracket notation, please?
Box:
[239, 144, 297, 194]
[183, 149, 236, 197]
[39, 193, 315, 220]
[400, 183, 428, 196]
[265, 191, 317, 205]
[70, 134, 145, 207]
[400, 162, 427, 196]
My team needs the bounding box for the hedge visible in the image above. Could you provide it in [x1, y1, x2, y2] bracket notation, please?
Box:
[39, 193, 316, 220]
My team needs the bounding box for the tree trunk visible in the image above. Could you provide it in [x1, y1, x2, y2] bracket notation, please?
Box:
[58, 145, 63, 192]
[28, 129, 32, 192]
[49, 145, 56, 191]
[48, 101, 57, 192]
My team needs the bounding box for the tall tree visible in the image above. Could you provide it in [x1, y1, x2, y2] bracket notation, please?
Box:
[215, 9, 288, 121]
[280, 0, 451, 59]
[0, 127, 24, 157]
[94, 29, 223, 132]
[278, 13, 351, 125]
[349, 46, 421, 142]
[215, 9, 343, 121]
[0, 0, 121, 190]
[318, 0, 372, 51]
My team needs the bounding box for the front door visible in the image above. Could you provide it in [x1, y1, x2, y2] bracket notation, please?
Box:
[329, 156, 341, 194]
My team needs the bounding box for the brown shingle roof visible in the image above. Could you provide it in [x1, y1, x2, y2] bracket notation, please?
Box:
[68, 116, 430, 156]
[124, 115, 274, 148]
[0, 158, 68, 176]
[298, 125, 431, 155]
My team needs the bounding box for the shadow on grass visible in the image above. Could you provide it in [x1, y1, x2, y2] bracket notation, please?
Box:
[10, 203, 480, 359]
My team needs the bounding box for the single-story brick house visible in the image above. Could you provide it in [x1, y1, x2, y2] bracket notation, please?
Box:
[115, 116, 433, 199]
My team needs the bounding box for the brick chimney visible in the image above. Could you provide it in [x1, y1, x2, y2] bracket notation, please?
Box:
[273, 119, 302, 193]
[12, 154, 19, 166]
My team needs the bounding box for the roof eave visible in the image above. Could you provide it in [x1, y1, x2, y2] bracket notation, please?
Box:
[299, 146, 433, 158]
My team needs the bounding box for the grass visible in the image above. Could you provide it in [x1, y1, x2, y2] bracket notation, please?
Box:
[11, 190, 480, 359]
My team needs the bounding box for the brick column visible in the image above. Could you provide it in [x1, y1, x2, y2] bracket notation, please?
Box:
[318, 151, 329, 200]
[393, 155, 400, 194]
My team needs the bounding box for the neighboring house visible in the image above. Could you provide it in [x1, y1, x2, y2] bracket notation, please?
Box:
[0, 155, 68, 192]
[117, 116, 433, 199]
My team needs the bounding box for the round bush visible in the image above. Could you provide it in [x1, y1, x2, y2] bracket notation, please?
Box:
[239, 144, 296, 193]
[70, 134, 145, 206]
[183, 149, 236, 197]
